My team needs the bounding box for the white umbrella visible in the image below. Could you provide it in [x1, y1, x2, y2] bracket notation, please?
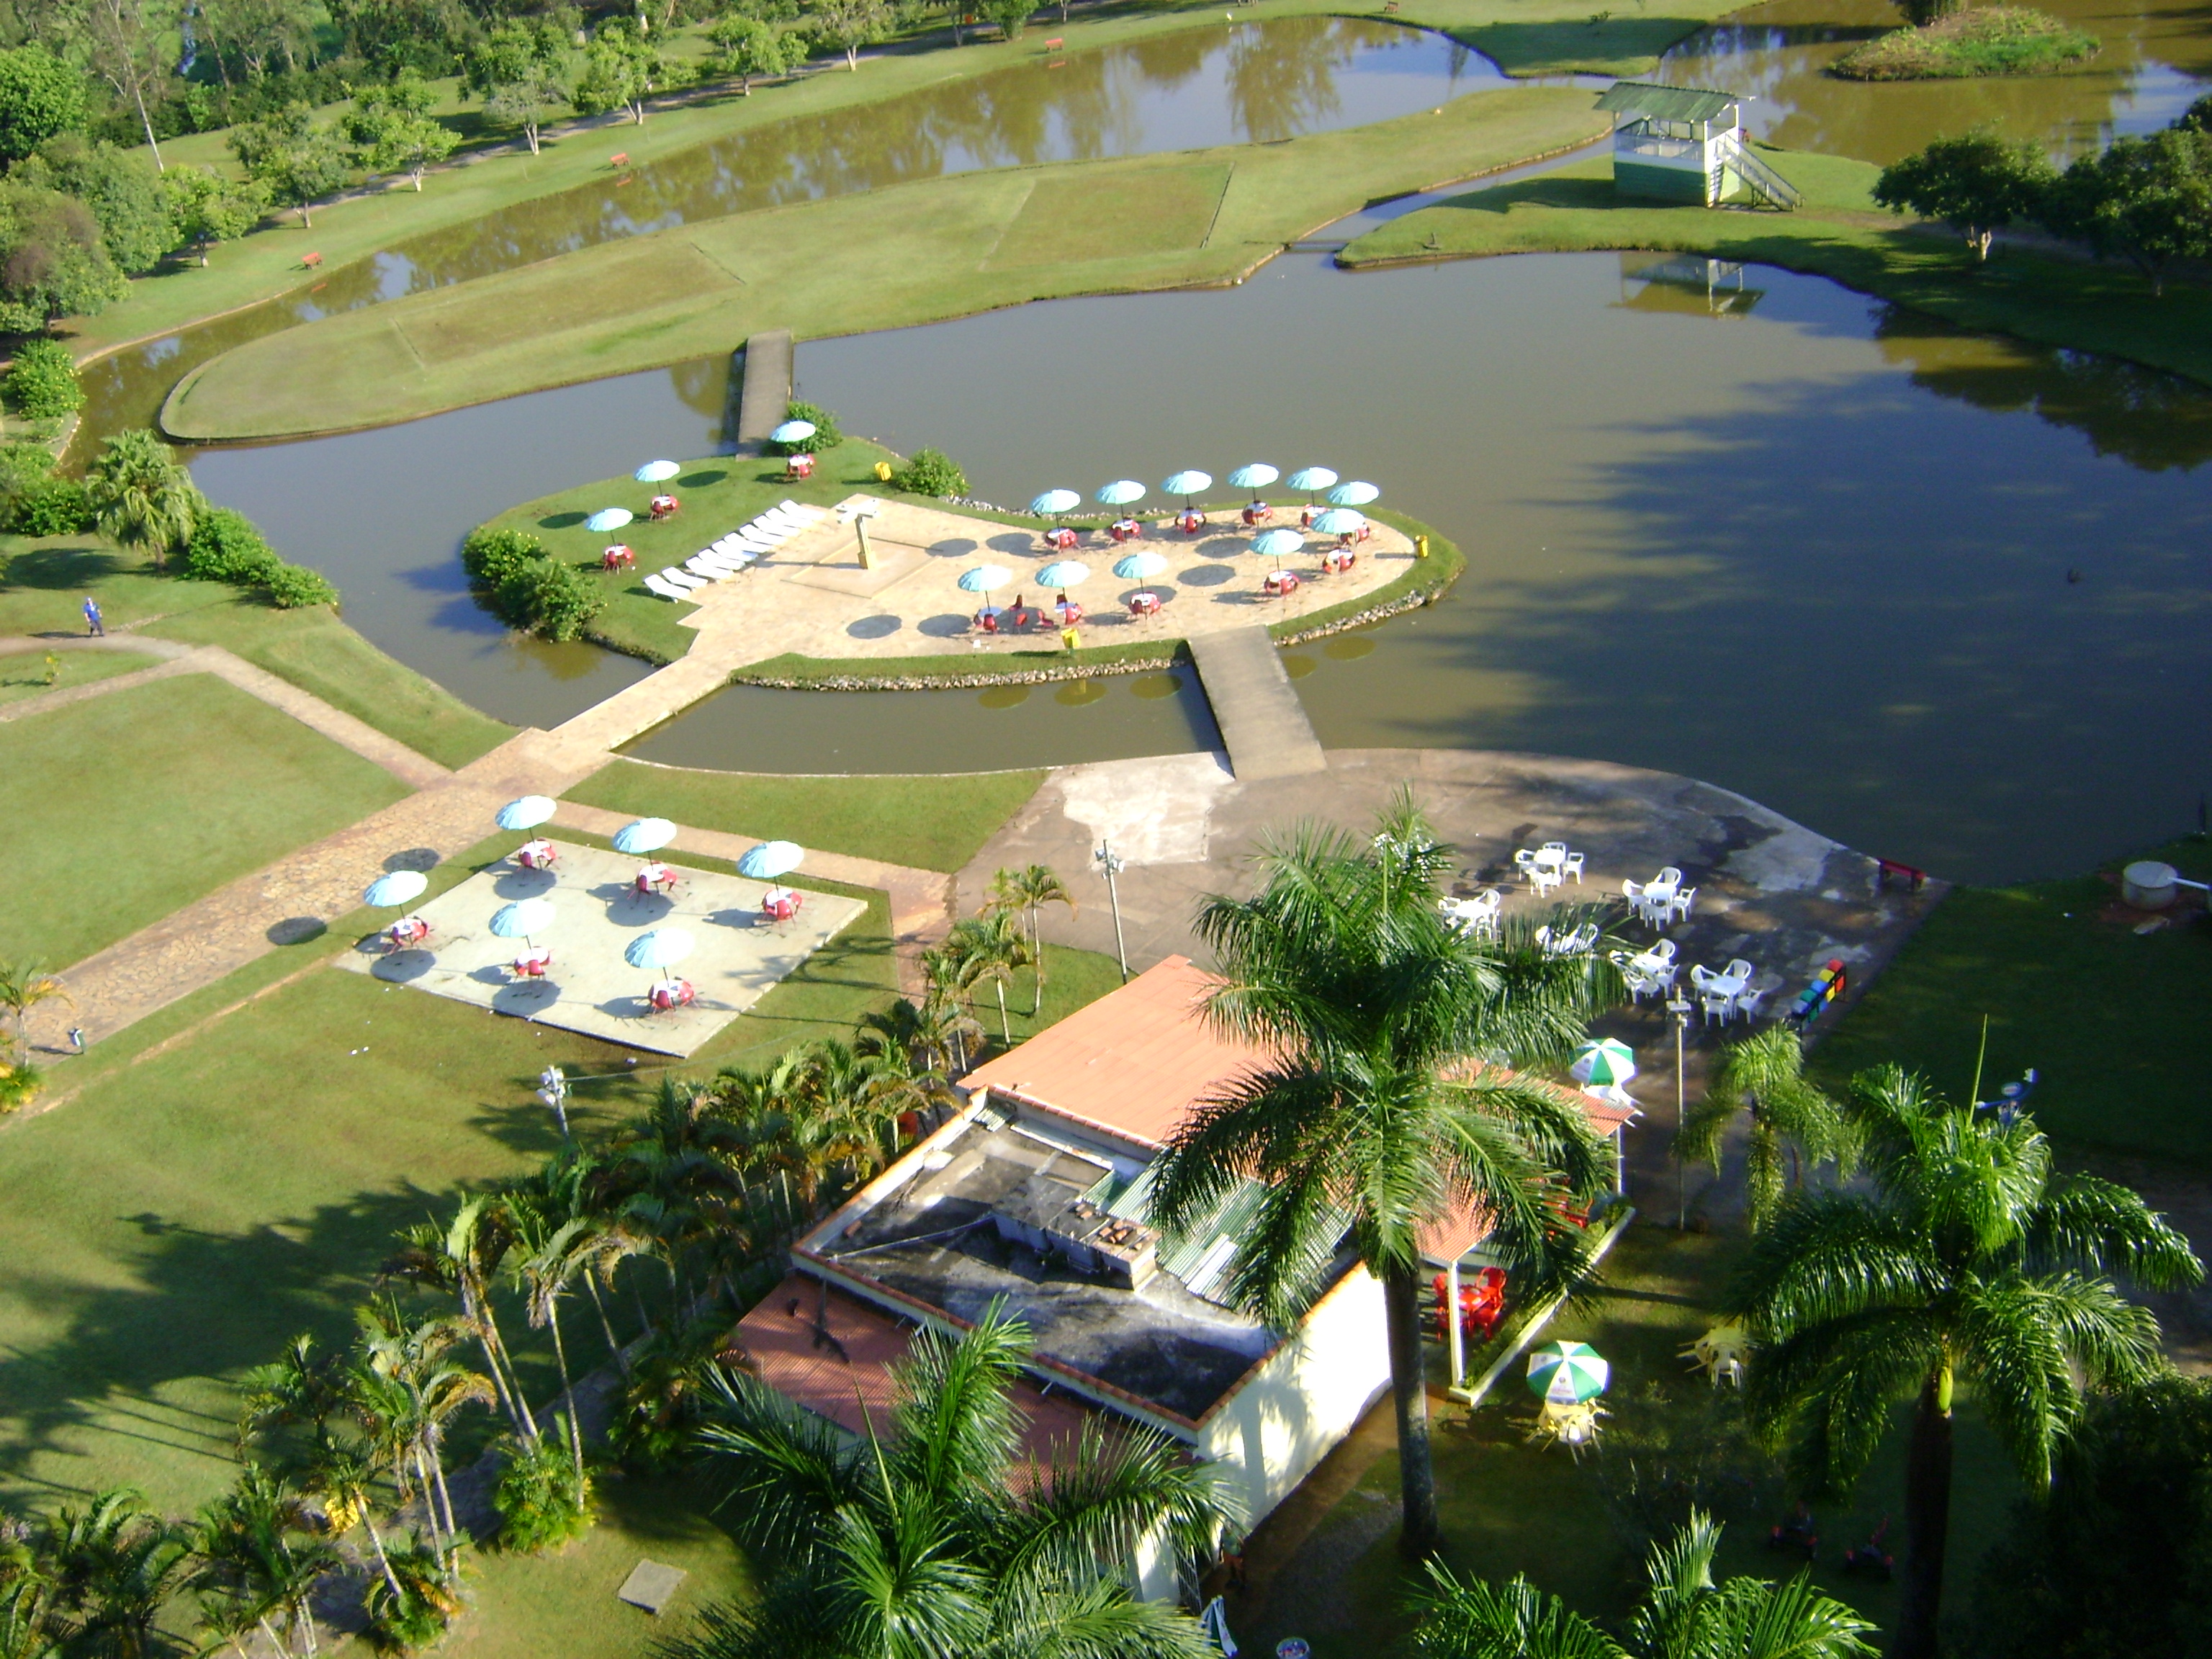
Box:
[1326, 480, 1380, 506]
[1310, 508, 1366, 536]
[770, 419, 817, 445]
[1113, 549, 1169, 606]
[490, 898, 555, 948]
[1096, 480, 1146, 508]
[738, 840, 804, 880]
[958, 565, 1012, 595]
[363, 870, 427, 908]
[625, 928, 695, 970]
[1228, 463, 1278, 490]
[1161, 469, 1211, 508]
[1250, 528, 1303, 567]
[1570, 1038, 1637, 1088]
[585, 507, 633, 533]
[613, 817, 676, 855]
[1286, 467, 1338, 503]
[1030, 488, 1082, 516]
[495, 795, 557, 831]
[634, 459, 680, 482]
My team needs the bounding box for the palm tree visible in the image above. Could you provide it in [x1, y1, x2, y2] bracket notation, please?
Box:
[300, 1443, 405, 1606]
[0, 962, 68, 1053]
[237, 1333, 350, 1457]
[510, 1201, 593, 1480]
[42, 1490, 187, 1659]
[189, 1465, 339, 1659]
[1678, 1026, 1856, 1232]
[1147, 792, 1622, 1557]
[1733, 1068, 2203, 1659]
[943, 910, 1033, 1046]
[858, 994, 974, 1087]
[675, 1305, 1230, 1659]
[353, 1298, 494, 1578]
[85, 430, 202, 573]
[381, 1195, 536, 1441]
[1406, 1509, 1876, 1659]
[986, 863, 1076, 1014]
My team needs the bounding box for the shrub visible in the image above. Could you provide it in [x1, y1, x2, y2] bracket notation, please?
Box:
[0, 439, 52, 513]
[4, 338, 82, 418]
[9, 477, 92, 535]
[891, 446, 966, 498]
[182, 505, 280, 584]
[496, 557, 603, 641]
[361, 1534, 464, 1653]
[462, 525, 547, 589]
[493, 1431, 594, 1552]
[262, 561, 340, 609]
[768, 397, 842, 455]
[0, 1053, 42, 1116]
[608, 1318, 733, 1470]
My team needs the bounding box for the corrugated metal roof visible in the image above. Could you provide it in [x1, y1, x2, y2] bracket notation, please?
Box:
[1596, 81, 1739, 122]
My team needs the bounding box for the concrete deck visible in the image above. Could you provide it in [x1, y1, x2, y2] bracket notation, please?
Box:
[1187, 626, 1326, 781]
[733, 330, 793, 450]
[333, 839, 867, 1057]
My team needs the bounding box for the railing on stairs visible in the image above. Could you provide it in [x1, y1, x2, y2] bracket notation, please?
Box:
[1713, 132, 1802, 211]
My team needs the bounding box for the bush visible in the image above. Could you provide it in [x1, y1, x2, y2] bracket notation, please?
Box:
[461, 525, 547, 588]
[493, 1431, 594, 1553]
[0, 1052, 42, 1116]
[891, 446, 966, 498]
[262, 562, 340, 609]
[182, 505, 280, 584]
[9, 477, 92, 535]
[496, 557, 603, 641]
[4, 338, 82, 418]
[768, 397, 842, 455]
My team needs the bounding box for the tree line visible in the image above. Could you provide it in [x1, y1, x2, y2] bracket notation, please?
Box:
[1875, 97, 2212, 292]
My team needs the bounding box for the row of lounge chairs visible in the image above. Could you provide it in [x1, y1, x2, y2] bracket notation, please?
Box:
[641, 500, 830, 601]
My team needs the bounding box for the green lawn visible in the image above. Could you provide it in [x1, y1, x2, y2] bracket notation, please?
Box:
[0, 649, 159, 708]
[161, 89, 1610, 439]
[1339, 154, 2212, 392]
[0, 675, 410, 966]
[1813, 836, 2212, 1162]
[566, 758, 1044, 873]
[0, 536, 515, 770]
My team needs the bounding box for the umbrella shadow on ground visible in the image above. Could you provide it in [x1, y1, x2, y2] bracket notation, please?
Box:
[369, 950, 437, 982]
[596, 884, 675, 924]
[917, 613, 969, 637]
[926, 537, 979, 559]
[539, 511, 588, 529]
[704, 907, 770, 932]
[987, 531, 1042, 556]
[679, 469, 726, 488]
[267, 917, 327, 945]
[383, 848, 441, 873]
[1118, 584, 1179, 607]
[491, 979, 561, 1017]
[848, 614, 902, 639]
[1180, 564, 1236, 588]
[492, 867, 557, 899]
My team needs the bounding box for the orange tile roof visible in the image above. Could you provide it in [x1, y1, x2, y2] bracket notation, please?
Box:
[963, 956, 1272, 1151]
[734, 1272, 1100, 1462]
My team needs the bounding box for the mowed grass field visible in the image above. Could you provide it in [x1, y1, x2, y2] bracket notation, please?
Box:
[1, 537, 515, 770]
[0, 650, 161, 708]
[565, 759, 1046, 873]
[0, 675, 410, 966]
[1339, 154, 2212, 392]
[161, 89, 1609, 439]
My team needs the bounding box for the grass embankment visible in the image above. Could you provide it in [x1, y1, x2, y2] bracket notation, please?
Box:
[1831, 6, 2099, 79]
[1339, 154, 2212, 390]
[78, 0, 1738, 369]
[0, 535, 515, 768]
[1815, 836, 2212, 1163]
[0, 675, 409, 966]
[161, 89, 1610, 439]
[0, 649, 159, 706]
[566, 759, 1045, 872]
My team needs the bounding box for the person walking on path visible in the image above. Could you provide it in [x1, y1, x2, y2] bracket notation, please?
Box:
[83, 596, 104, 636]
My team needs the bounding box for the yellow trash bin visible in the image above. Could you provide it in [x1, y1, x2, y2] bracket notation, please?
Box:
[874, 461, 894, 482]
[1060, 626, 1081, 652]
[1415, 534, 1430, 559]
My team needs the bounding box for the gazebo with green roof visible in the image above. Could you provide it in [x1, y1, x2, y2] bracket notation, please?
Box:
[1596, 81, 1799, 210]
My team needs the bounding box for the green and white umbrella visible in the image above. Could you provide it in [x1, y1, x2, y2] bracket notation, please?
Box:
[1570, 1038, 1637, 1089]
[1527, 1339, 1610, 1404]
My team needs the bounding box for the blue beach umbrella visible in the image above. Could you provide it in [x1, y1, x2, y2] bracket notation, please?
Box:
[958, 564, 1012, 598]
[1286, 467, 1338, 501]
[1161, 469, 1211, 508]
[1096, 480, 1146, 508]
[613, 817, 676, 855]
[1326, 480, 1380, 507]
[1310, 508, 1365, 536]
[738, 840, 804, 880]
[363, 870, 427, 909]
[1113, 549, 1169, 603]
[585, 507, 633, 533]
[495, 795, 557, 832]
[490, 897, 555, 948]
[769, 419, 817, 445]
[1030, 488, 1082, 516]
[1228, 463, 1278, 490]
[624, 928, 695, 971]
[1036, 560, 1090, 593]
[1250, 528, 1303, 567]
[634, 459, 680, 483]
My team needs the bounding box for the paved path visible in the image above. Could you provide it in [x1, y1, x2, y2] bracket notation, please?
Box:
[1186, 626, 1327, 781]
[0, 636, 450, 788]
[733, 329, 794, 450]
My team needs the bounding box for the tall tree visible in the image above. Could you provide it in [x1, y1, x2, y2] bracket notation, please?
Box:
[810, 0, 889, 71]
[229, 102, 348, 227]
[85, 428, 200, 571]
[1408, 1509, 1876, 1659]
[2046, 126, 2212, 295]
[941, 909, 1032, 1045]
[1148, 792, 1620, 1555]
[381, 1195, 536, 1442]
[0, 961, 68, 1051]
[705, 14, 797, 93]
[189, 1465, 338, 1659]
[55, 0, 174, 167]
[1678, 1025, 1855, 1232]
[985, 863, 1074, 1015]
[0, 44, 88, 163]
[1733, 1070, 2203, 1659]
[1874, 130, 2056, 262]
[571, 20, 662, 124]
[158, 164, 266, 266]
[467, 18, 569, 153]
[678, 1305, 1230, 1659]
[346, 71, 455, 191]
[42, 1489, 186, 1659]
[0, 181, 128, 331]
[14, 134, 175, 274]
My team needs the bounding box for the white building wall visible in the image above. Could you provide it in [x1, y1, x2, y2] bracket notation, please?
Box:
[1195, 1265, 1394, 1527]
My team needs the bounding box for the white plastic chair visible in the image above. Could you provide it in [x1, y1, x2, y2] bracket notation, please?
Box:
[1667, 886, 1697, 925]
[1655, 866, 1685, 888]
[1647, 938, 1678, 965]
[1541, 841, 1569, 857]
[1734, 986, 1768, 1023]
[1528, 866, 1563, 898]
[1514, 848, 1539, 878]
[1622, 878, 1645, 907]
[1563, 852, 1586, 886]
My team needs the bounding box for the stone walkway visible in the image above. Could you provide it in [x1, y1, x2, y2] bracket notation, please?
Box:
[0, 635, 449, 788]
[1186, 626, 1326, 781]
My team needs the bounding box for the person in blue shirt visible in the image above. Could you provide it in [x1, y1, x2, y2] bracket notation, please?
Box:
[83, 596, 104, 636]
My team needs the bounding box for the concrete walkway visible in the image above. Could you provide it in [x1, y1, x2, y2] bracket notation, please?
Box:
[733, 329, 794, 450]
[0, 635, 450, 789]
[1186, 626, 1327, 781]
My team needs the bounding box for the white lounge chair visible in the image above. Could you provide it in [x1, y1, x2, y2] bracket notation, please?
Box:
[643, 574, 689, 601]
[659, 567, 707, 591]
[778, 498, 828, 518]
[683, 556, 729, 580]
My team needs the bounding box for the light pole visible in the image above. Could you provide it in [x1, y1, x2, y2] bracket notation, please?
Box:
[1094, 840, 1129, 982]
[536, 1064, 570, 1138]
[1665, 994, 1691, 1229]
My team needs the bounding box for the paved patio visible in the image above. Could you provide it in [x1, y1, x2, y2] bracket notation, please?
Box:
[333, 840, 867, 1057]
